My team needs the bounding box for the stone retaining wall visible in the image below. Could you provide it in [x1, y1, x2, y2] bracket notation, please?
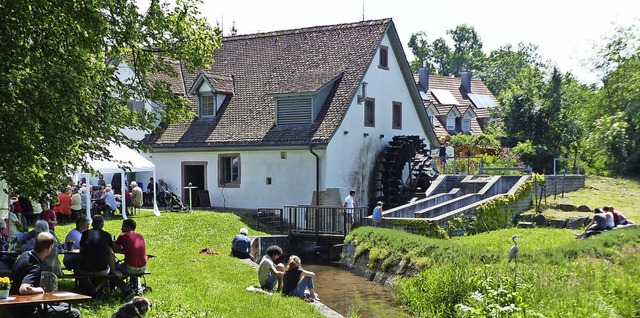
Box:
[339, 241, 418, 291]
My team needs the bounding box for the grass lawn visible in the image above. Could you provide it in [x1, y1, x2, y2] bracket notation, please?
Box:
[55, 210, 324, 318]
[530, 176, 640, 220]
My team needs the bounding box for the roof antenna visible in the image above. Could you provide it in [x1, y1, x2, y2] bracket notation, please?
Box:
[362, 0, 365, 21]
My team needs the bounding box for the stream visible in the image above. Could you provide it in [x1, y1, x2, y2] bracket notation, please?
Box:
[304, 263, 409, 318]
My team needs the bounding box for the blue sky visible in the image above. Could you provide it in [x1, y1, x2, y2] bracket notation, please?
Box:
[143, 0, 640, 84]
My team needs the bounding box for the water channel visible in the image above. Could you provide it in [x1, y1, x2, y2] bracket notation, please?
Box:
[304, 263, 409, 318]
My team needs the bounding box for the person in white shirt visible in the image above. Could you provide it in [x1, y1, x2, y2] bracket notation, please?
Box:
[343, 190, 355, 233]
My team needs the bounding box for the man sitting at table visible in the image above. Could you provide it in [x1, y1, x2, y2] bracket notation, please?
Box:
[9, 232, 81, 318]
[63, 216, 90, 271]
[112, 219, 147, 296]
[78, 215, 123, 298]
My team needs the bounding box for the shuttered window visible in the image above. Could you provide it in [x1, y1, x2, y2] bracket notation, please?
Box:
[276, 97, 312, 125]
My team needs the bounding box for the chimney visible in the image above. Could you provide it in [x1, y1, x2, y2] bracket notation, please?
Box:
[418, 60, 429, 93]
[460, 70, 472, 93]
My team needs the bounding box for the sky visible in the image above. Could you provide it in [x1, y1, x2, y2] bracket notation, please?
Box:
[162, 0, 640, 85]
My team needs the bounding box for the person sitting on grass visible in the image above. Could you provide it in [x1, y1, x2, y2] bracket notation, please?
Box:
[603, 206, 615, 230]
[257, 245, 285, 292]
[574, 208, 608, 239]
[604, 206, 631, 226]
[282, 255, 319, 301]
[231, 228, 254, 261]
[9, 232, 81, 318]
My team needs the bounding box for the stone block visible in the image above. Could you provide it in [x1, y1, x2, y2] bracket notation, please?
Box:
[555, 204, 577, 211]
[533, 214, 547, 227]
[548, 219, 567, 228]
[567, 216, 588, 229]
[577, 205, 592, 212]
[516, 222, 534, 228]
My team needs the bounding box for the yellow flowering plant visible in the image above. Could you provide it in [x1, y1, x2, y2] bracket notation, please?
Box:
[0, 277, 10, 290]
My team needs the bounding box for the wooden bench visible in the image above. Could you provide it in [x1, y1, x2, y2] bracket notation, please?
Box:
[59, 271, 151, 294]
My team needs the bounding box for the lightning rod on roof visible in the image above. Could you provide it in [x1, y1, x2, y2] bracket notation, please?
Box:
[362, 0, 365, 21]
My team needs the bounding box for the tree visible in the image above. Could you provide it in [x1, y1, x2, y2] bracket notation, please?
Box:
[478, 43, 544, 96]
[0, 0, 221, 199]
[407, 31, 431, 72]
[407, 25, 482, 75]
[447, 25, 484, 75]
[581, 22, 640, 175]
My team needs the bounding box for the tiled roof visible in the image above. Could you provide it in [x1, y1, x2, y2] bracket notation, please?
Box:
[148, 19, 392, 148]
[147, 59, 186, 95]
[413, 72, 497, 140]
[272, 70, 343, 95]
[201, 71, 234, 95]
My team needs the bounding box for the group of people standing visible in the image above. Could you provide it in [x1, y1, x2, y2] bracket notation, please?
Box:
[574, 206, 632, 239]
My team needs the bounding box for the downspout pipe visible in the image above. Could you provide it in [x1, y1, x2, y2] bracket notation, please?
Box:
[309, 144, 320, 206]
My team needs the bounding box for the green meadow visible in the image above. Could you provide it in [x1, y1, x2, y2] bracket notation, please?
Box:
[55, 211, 323, 318]
[55, 176, 639, 317]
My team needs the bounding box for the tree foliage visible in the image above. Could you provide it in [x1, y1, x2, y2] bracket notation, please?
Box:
[407, 25, 483, 75]
[408, 21, 640, 177]
[0, 0, 221, 199]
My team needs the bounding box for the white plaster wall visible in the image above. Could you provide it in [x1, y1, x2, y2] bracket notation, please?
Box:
[116, 62, 159, 141]
[145, 148, 322, 209]
[324, 32, 430, 206]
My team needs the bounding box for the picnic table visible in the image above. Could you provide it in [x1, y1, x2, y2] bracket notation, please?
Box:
[0, 291, 90, 317]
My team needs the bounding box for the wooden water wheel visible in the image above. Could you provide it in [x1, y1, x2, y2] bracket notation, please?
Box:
[374, 135, 438, 209]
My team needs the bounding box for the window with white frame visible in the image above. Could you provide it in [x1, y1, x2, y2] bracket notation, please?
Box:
[218, 154, 240, 188]
[200, 94, 215, 117]
[462, 118, 471, 132]
[447, 114, 456, 131]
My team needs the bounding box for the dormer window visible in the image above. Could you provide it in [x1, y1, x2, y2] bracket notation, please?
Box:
[462, 118, 471, 132]
[379, 45, 389, 70]
[200, 94, 215, 117]
[447, 113, 456, 131]
[188, 72, 234, 119]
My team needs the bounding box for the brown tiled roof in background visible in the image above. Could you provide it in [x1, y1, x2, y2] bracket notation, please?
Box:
[149, 19, 391, 148]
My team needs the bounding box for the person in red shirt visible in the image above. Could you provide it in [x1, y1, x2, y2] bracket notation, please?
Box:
[53, 187, 72, 219]
[39, 202, 58, 232]
[113, 219, 147, 295]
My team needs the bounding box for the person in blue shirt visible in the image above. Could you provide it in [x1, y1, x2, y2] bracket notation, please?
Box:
[231, 228, 254, 261]
[372, 201, 383, 228]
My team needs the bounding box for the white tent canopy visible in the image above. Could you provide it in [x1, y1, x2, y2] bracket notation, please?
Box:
[88, 144, 156, 174]
[82, 144, 160, 219]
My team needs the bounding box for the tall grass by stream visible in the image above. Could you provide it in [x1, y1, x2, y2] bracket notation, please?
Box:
[348, 227, 640, 317]
[348, 175, 640, 317]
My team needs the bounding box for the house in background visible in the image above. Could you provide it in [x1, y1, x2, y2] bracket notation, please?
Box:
[414, 67, 498, 141]
[142, 19, 438, 210]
